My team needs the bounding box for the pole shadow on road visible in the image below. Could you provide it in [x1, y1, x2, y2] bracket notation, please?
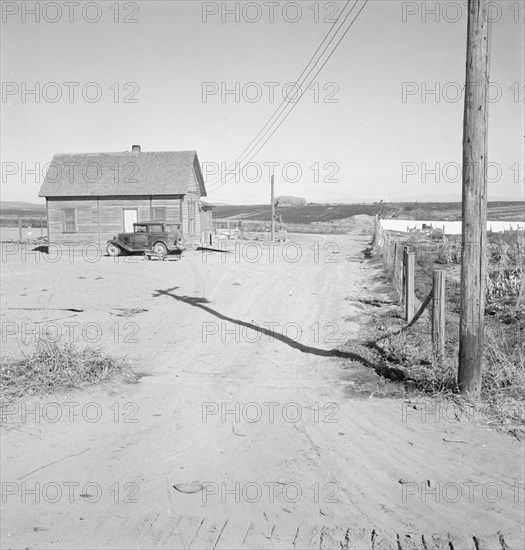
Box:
[153, 286, 407, 384]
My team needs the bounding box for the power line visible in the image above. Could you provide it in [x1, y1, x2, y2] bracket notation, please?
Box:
[206, 0, 360, 190]
[206, 0, 355, 190]
[209, 0, 369, 192]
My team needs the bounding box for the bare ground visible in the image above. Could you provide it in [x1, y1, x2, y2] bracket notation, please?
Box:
[1, 234, 523, 549]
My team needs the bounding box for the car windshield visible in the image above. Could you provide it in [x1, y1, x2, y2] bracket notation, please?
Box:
[134, 225, 147, 233]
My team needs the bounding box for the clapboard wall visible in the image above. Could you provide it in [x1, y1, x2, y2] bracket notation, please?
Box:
[46, 195, 184, 246]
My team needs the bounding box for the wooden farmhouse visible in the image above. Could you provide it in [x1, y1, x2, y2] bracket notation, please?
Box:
[38, 145, 211, 246]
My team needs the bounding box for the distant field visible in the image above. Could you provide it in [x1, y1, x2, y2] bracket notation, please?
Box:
[210, 203, 379, 223]
[1, 204, 47, 228]
[1, 201, 523, 228]
[211, 201, 525, 223]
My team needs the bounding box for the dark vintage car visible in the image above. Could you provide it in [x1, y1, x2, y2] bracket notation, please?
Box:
[106, 222, 184, 256]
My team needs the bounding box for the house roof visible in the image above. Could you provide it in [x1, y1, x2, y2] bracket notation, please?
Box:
[38, 150, 207, 198]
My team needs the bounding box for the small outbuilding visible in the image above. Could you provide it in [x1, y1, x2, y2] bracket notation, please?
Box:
[38, 145, 208, 246]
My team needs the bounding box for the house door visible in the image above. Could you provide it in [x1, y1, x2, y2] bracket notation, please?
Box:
[123, 209, 138, 232]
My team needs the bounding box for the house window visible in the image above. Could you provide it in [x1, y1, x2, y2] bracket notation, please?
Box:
[62, 208, 77, 233]
[153, 207, 167, 221]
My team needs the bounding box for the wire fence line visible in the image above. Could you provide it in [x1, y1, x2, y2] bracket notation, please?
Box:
[374, 218, 525, 364]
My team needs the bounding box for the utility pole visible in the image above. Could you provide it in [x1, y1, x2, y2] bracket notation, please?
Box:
[270, 173, 275, 241]
[458, 0, 492, 396]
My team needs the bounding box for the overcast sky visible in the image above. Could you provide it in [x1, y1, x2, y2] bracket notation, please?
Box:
[1, 0, 524, 204]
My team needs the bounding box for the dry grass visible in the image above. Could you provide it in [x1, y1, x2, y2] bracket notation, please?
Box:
[381, 315, 458, 394]
[372, 304, 525, 439]
[375, 229, 525, 438]
[481, 326, 525, 434]
[0, 341, 138, 402]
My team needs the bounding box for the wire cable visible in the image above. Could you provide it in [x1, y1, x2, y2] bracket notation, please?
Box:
[206, 0, 358, 190]
[209, 0, 369, 193]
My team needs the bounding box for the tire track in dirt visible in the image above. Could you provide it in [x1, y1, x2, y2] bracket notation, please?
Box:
[1, 235, 523, 548]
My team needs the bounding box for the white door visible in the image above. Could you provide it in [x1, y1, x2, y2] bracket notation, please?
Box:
[123, 209, 138, 232]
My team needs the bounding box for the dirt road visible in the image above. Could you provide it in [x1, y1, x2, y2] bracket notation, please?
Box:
[1, 234, 523, 549]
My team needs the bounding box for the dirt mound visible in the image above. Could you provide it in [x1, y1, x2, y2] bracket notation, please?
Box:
[320, 214, 375, 232]
[275, 195, 307, 207]
[351, 214, 375, 227]
[347, 214, 375, 234]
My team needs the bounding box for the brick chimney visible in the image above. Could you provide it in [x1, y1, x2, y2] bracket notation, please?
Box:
[132, 144, 141, 153]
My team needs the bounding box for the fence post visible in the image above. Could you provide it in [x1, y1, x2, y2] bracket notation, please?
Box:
[393, 242, 403, 303]
[388, 238, 395, 273]
[432, 270, 446, 365]
[18, 217, 23, 242]
[404, 249, 415, 322]
[227, 220, 231, 239]
[393, 241, 398, 298]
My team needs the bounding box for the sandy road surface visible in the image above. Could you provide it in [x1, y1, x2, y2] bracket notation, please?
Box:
[1, 234, 523, 549]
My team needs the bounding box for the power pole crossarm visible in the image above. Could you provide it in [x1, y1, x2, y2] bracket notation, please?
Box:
[458, 0, 492, 396]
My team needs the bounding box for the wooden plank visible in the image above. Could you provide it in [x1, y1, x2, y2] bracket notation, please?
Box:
[498, 532, 525, 550]
[213, 519, 252, 550]
[344, 528, 372, 550]
[373, 529, 399, 550]
[319, 525, 354, 549]
[397, 533, 424, 550]
[240, 521, 274, 549]
[474, 534, 507, 550]
[93, 513, 136, 548]
[401, 533, 476, 550]
[423, 533, 454, 550]
[447, 534, 477, 550]
[162, 515, 204, 549]
[132, 512, 181, 549]
[292, 524, 321, 549]
[266, 522, 300, 549]
[187, 518, 223, 550]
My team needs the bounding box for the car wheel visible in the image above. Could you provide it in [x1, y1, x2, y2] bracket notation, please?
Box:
[153, 242, 168, 255]
[106, 243, 121, 256]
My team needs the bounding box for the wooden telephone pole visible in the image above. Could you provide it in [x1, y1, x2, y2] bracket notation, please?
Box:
[458, 0, 492, 396]
[270, 174, 275, 241]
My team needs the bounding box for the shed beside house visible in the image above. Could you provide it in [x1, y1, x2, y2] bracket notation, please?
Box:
[38, 146, 208, 247]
